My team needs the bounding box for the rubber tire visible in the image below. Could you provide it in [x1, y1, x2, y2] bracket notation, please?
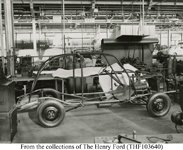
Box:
[146, 93, 171, 117]
[42, 89, 61, 99]
[171, 111, 181, 124]
[37, 100, 65, 127]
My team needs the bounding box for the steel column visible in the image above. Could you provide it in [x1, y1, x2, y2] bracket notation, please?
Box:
[0, 0, 5, 73]
[62, 0, 65, 53]
[168, 30, 171, 47]
[4, 0, 15, 75]
[32, 19, 37, 52]
[38, 22, 41, 58]
[142, 0, 144, 35]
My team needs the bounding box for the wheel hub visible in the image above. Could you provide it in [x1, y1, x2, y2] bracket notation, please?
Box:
[154, 98, 164, 111]
[43, 106, 59, 120]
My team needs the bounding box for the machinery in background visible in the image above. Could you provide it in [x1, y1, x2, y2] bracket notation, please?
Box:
[153, 48, 183, 96]
[153, 42, 183, 77]
[101, 35, 158, 69]
[154, 42, 183, 61]
[120, 57, 147, 71]
[16, 40, 50, 51]
[101, 35, 177, 98]
[15, 48, 65, 76]
[41, 48, 64, 70]
[171, 84, 183, 133]
[19, 56, 33, 77]
[14, 48, 100, 98]
[16, 49, 41, 77]
[13, 48, 64, 99]
[152, 43, 183, 133]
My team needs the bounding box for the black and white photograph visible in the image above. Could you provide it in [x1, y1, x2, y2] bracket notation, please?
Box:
[0, 0, 183, 149]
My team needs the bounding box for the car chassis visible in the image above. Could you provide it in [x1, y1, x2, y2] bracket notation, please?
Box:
[17, 52, 176, 128]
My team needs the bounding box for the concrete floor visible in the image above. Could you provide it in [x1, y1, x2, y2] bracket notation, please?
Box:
[12, 101, 183, 143]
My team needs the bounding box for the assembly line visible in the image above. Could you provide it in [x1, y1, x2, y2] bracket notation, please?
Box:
[0, 0, 183, 144]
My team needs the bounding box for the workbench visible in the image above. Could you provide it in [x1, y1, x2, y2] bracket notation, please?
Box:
[94, 133, 183, 143]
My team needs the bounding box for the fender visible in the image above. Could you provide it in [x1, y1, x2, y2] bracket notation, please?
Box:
[41, 88, 61, 99]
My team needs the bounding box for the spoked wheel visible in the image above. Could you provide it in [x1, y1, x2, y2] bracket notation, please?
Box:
[146, 93, 171, 117]
[37, 100, 65, 127]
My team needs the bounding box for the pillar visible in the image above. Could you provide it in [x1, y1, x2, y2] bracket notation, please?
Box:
[168, 30, 171, 47]
[0, 0, 5, 73]
[4, 0, 15, 75]
[32, 19, 37, 52]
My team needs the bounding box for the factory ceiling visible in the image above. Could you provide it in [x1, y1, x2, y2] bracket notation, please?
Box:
[2, 0, 183, 31]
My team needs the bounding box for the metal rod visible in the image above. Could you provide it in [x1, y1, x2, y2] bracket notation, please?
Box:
[66, 105, 82, 112]
[62, 0, 65, 53]
[32, 19, 37, 53]
[103, 69, 123, 86]
[142, 0, 144, 35]
[38, 23, 41, 60]
[142, 45, 144, 62]
[11, 0, 15, 75]
[78, 99, 123, 106]
[102, 55, 123, 86]
[73, 55, 76, 94]
[111, 71, 113, 91]
[0, 0, 5, 73]
[75, 91, 113, 96]
[4, 0, 14, 75]
[80, 55, 84, 105]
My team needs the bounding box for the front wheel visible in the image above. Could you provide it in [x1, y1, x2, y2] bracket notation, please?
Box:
[146, 93, 171, 117]
[36, 100, 65, 127]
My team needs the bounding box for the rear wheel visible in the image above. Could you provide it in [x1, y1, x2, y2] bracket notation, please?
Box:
[146, 93, 171, 117]
[37, 100, 65, 127]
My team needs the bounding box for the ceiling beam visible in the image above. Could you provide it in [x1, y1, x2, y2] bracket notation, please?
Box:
[13, 0, 148, 5]
[12, 0, 183, 5]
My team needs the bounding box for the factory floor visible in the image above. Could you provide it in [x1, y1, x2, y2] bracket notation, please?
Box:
[12, 99, 183, 143]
